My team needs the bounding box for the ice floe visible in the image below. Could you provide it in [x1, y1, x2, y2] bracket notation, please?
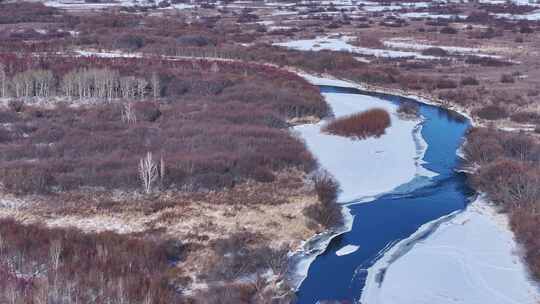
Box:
[336, 244, 360, 256]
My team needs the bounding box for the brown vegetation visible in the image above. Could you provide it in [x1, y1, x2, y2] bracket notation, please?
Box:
[303, 171, 343, 229]
[0, 56, 326, 195]
[323, 109, 391, 139]
[475, 105, 508, 120]
[466, 127, 540, 279]
[0, 218, 184, 303]
[397, 101, 419, 117]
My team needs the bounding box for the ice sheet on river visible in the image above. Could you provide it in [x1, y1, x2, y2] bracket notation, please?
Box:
[293, 92, 435, 203]
[361, 195, 540, 304]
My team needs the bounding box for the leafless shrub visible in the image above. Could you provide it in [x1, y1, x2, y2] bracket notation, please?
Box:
[7, 100, 23, 113]
[440, 26, 458, 34]
[356, 33, 383, 48]
[421, 47, 449, 57]
[465, 56, 512, 67]
[511, 111, 540, 124]
[500, 74, 515, 83]
[475, 105, 508, 120]
[397, 101, 419, 116]
[0, 219, 183, 303]
[436, 78, 458, 89]
[460, 76, 479, 86]
[304, 171, 342, 229]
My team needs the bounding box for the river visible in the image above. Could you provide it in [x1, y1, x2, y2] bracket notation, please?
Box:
[296, 86, 473, 303]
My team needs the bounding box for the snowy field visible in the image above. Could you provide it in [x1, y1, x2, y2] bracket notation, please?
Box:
[383, 38, 502, 58]
[275, 37, 438, 60]
[293, 84, 434, 203]
[361, 195, 540, 304]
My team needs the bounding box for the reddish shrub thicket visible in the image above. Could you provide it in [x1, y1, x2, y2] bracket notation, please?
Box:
[0, 2, 59, 24]
[357, 33, 384, 48]
[397, 101, 419, 116]
[323, 109, 391, 139]
[303, 171, 342, 229]
[0, 56, 326, 195]
[0, 219, 184, 303]
[440, 26, 458, 34]
[465, 56, 512, 67]
[511, 111, 540, 124]
[479, 3, 537, 14]
[436, 78, 458, 89]
[465, 127, 539, 164]
[510, 208, 540, 279]
[460, 76, 479, 86]
[465, 127, 540, 280]
[421, 47, 449, 57]
[500, 74, 515, 83]
[475, 104, 508, 120]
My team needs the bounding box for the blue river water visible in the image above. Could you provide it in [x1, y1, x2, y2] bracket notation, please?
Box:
[296, 86, 474, 303]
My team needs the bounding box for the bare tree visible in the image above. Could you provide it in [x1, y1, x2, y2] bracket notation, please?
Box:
[49, 239, 62, 272]
[62, 69, 76, 99]
[0, 63, 6, 98]
[160, 154, 165, 186]
[34, 70, 54, 98]
[136, 78, 148, 98]
[210, 62, 220, 73]
[49, 239, 62, 301]
[121, 102, 137, 124]
[139, 152, 158, 194]
[151, 72, 160, 100]
[120, 76, 137, 99]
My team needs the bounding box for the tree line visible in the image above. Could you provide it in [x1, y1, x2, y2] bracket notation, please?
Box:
[0, 64, 159, 101]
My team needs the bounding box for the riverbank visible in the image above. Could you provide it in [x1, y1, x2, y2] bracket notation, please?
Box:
[288, 76, 434, 291]
[290, 73, 539, 303]
[361, 194, 540, 304]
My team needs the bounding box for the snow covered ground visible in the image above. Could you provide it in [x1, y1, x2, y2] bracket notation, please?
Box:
[494, 10, 540, 21]
[275, 36, 438, 60]
[383, 38, 502, 58]
[399, 12, 466, 19]
[361, 195, 540, 304]
[293, 80, 435, 203]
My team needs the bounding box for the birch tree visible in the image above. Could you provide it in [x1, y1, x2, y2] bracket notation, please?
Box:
[160, 154, 165, 185]
[136, 78, 148, 98]
[151, 72, 160, 100]
[49, 239, 62, 272]
[139, 152, 158, 194]
[0, 63, 6, 98]
[210, 62, 220, 73]
[34, 70, 54, 98]
[121, 102, 136, 124]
